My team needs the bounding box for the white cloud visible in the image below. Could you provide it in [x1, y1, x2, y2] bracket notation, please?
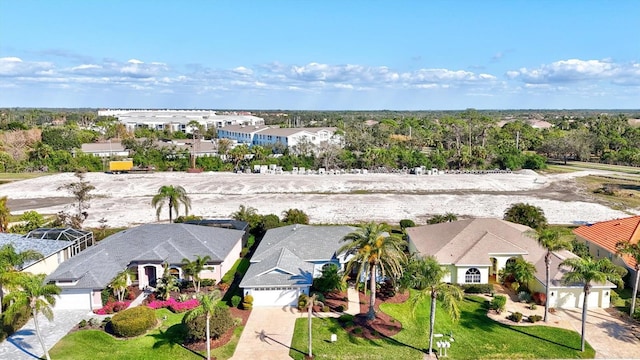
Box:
[507, 59, 640, 85]
[0, 57, 54, 76]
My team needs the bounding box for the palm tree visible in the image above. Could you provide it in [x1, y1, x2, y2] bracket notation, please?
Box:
[281, 208, 310, 225]
[184, 290, 222, 360]
[110, 269, 132, 302]
[151, 185, 191, 223]
[181, 255, 212, 293]
[338, 222, 406, 320]
[0, 196, 10, 232]
[231, 205, 260, 229]
[533, 228, 573, 322]
[406, 256, 463, 356]
[560, 257, 625, 351]
[3, 273, 61, 360]
[616, 241, 640, 316]
[0, 244, 43, 314]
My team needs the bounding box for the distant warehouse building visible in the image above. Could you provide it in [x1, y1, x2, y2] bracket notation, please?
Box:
[217, 125, 343, 150]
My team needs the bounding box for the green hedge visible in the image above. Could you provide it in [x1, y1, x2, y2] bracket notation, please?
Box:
[458, 284, 494, 294]
[110, 306, 157, 337]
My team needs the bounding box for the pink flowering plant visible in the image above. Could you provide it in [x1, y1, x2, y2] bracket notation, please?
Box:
[146, 298, 199, 313]
[94, 301, 131, 315]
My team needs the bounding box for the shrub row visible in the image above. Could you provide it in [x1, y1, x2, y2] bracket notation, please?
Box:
[94, 301, 131, 315]
[111, 306, 156, 337]
[147, 298, 200, 313]
[458, 284, 494, 294]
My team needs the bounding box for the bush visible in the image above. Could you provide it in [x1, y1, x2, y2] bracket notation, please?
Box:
[609, 290, 620, 304]
[312, 263, 343, 293]
[532, 292, 547, 305]
[94, 301, 131, 315]
[399, 219, 415, 229]
[633, 308, 640, 322]
[231, 295, 242, 308]
[460, 284, 493, 294]
[529, 314, 542, 323]
[183, 305, 234, 342]
[549, 307, 556, 314]
[297, 294, 309, 311]
[322, 306, 330, 312]
[78, 319, 87, 328]
[111, 306, 156, 337]
[146, 298, 200, 313]
[518, 291, 532, 303]
[242, 294, 254, 310]
[335, 305, 345, 312]
[530, 304, 537, 310]
[508, 312, 523, 322]
[490, 295, 507, 313]
[200, 279, 216, 287]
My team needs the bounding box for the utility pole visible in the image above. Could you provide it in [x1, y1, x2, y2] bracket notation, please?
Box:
[516, 131, 520, 150]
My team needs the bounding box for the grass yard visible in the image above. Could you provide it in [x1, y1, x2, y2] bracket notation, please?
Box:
[575, 175, 640, 210]
[49, 308, 244, 360]
[290, 295, 594, 360]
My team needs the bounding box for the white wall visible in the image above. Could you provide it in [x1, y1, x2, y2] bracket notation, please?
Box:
[23, 251, 66, 275]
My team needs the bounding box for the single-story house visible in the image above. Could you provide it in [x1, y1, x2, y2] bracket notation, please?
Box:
[0, 233, 74, 275]
[46, 223, 245, 310]
[573, 215, 639, 275]
[406, 218, 615, 309]
[240, 224, 355, 307]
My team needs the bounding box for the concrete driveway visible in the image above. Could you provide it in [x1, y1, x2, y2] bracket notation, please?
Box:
[230, 306, 304, 360]
[557, 308, 640, 359]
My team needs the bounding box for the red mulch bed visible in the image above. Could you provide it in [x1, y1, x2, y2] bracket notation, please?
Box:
[184, 307, 251, 353]
[310, 290, 349, 313]
[338, 290, 409, 340]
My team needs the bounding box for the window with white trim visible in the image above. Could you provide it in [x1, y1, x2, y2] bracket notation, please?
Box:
[465, 268, 481, 283]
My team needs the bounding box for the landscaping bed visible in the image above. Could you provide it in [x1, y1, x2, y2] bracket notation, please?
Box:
[184, 307, 251, 353]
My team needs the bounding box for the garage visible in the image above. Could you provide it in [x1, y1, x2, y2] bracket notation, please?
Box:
[55, 288, 93, 310]
[248, 287, 303, 307]
[555, 288, 603, 309]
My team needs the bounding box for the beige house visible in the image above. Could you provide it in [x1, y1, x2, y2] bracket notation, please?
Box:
[406, 218, 615, 309]
[0, 233, 73, 275]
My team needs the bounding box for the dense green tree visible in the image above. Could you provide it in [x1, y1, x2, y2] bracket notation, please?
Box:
[0, 244, 43, 314]
[503, 202, 548, 230]
[0, 196, 9, 232]
[151, 185, 191, 223]
[339, 222, 406, 320]
[184, 290, 222, 360]
[282, 208, 310, 225]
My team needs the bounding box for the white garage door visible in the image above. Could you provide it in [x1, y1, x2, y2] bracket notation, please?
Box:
[55, 289, 92, 310]
[251, 287, 300, 307]
[556, 288, 601, 309]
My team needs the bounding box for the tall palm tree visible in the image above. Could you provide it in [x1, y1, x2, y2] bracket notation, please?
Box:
[616, 241, 640, 316]
[182, 255, 212, 293]
[406, 256, 463, 356]
[338, 222, 406, 320]
[0, 196, 10, 232]
[560, 257, 625, 351]
[151, 185, 191, 223]
[0, 244, 43, 314]
[3, 273, 61, 360]
[184, 290, 222, 360]
[533, 228, 573, 322]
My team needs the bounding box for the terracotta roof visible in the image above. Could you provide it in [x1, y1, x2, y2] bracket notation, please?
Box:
[573, 216, 640, 269]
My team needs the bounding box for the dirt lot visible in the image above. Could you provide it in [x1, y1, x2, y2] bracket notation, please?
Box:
[2, 169, 637, 228]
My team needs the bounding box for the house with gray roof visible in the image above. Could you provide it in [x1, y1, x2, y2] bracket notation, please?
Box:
[0, 233, 73, 275]
[406, 218, 615, 309]
[46, 223, 245, 310]
[240, 224, 355, 306]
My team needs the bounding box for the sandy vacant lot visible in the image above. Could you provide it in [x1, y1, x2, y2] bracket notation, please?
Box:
[2, 170, 636, 228]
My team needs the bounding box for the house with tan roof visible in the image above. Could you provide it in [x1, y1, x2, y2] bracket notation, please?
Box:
[406, 218, 615, 309]
[573, 215, 640, 272]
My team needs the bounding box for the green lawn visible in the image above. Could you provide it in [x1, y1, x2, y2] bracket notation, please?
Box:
[290, 295, 595, 360]
[49, 308, 244, 360]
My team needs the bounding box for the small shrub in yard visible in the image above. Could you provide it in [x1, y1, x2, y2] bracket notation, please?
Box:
[335, 305, 345, 312]
[200, 279, 216, 287]
[529, 315, 542, 323]
[508, 312, 523, 322]
[231, 295, 242, 308]
[460, 284, 493, 294]
[490, 295, 507, 313]
[633, 308, 640, 322]
[532, 292, 547, 305]
[183, 304, 234, 342]
[94, 301, 131, 315]
[518, 291, 532, 303]
[242, 294, 254, 310]
[78, 319, 87, 328]
[322, 305, 330, 312]
[549, 307, 556, 314]
[530, 304, 537, 310]
[111, 306, 156, 337]
[146, 298, 199, 313]
[297, 294, 308, 311]
[88, 318, 99, 327]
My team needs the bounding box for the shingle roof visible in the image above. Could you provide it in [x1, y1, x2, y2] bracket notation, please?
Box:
[573, 216, 640, 269]
[241, 225, 355, 288]
[0, 233, 72, 270]
[46, 224, 244, 289]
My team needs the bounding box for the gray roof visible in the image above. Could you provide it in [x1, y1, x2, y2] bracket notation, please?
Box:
[46, 224, 244, 289]
[0, 233, 71, 270]
[241, 224, 355, 288]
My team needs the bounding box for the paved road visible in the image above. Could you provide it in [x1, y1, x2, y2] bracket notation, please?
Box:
[0, 309, 91, 360]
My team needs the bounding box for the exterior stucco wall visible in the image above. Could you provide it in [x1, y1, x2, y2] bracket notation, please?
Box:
[22, 251, 65, 275]
[215, 237, 243, 282]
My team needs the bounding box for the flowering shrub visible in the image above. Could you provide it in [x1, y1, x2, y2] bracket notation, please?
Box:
[94, 301, 131, 315]
[146, 298, 199, 313]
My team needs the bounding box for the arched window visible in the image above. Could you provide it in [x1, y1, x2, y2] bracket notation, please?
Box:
[465, 268, 481, 283]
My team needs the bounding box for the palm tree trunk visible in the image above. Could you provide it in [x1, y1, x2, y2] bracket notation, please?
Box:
[308, 296, 313, 358]
[0, 285, 4, 315]
[544, 253, 550, 322]
[206, 312, 211, 360]
[631, 267, 639, 317]
[33, 309, 51, 360]
[368, 266, 376, 320]
[580, 286, 589, 352]
[428, 290, 437, 355]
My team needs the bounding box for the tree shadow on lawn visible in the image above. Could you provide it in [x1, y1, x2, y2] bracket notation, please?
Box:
[149, 324, 205, 358]
[256, 330, 306, 357]
[459, 297, 497, 332]
[500, 323, 580, 352]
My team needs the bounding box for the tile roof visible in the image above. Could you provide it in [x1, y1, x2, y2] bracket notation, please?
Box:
[0, 233, 72, 270]
[46, 224, 244, 289]
[573, 216, 640, 269]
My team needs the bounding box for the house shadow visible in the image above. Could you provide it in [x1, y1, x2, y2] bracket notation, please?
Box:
[7, 329, 40, 359]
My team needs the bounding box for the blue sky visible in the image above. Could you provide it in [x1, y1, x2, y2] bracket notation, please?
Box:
[1, 0, 638, 110]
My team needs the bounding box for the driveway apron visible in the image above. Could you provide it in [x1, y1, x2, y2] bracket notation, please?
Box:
[231, 306, 303, 360]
